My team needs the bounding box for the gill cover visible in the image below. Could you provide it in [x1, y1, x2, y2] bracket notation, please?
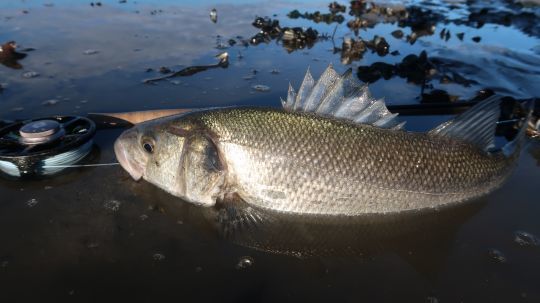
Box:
[178, 134, 225, 206]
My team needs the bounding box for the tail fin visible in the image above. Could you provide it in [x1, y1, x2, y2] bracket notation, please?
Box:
[502, 100, 534, 157]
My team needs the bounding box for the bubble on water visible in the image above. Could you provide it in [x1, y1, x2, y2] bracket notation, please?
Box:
[26, 198, 38, 208]
[86, 242, 99, 249]
[104, 200, 121, 212]
[236, 256, 254, 269]
[514, 231, 539, 247]
[152, 253, 165, 261]
[83, 49, 99, 55]
[488, 249, 507, 263]
[42, 99, 59, 106]
[426, 296, 439, 303]
[22, 71, 39, 78]
[252, 84, 270, 92]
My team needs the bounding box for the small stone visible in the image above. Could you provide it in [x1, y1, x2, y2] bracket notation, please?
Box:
[252, 84, 270, 92]
[152, 253, 165, 261]
[22, 71, 39, 78]
[236, 256, 254, 269]
[26, 198, 38, 208]
[472, 36, 481, 43]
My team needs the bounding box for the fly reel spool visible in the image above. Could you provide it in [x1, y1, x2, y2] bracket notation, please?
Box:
[0, 116, 96, 178]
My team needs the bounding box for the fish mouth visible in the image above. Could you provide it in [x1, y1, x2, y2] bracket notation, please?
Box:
[114, 138, 143, 181]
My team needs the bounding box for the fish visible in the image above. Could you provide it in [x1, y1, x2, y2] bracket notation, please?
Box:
[114, 65, 532, 216]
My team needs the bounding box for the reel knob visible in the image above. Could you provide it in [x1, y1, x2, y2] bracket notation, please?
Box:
[19, 120, 65, 145]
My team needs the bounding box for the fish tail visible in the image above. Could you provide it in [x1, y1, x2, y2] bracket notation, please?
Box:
[502, 99, 534, 158]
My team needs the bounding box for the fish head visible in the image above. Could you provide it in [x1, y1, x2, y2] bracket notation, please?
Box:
[114, 116, 224, 207]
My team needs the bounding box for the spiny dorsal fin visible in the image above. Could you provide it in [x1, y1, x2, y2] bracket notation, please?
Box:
[428, 95, 502, 151]
[283, 65, 404, 129]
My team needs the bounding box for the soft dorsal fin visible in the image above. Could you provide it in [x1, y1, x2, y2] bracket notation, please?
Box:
[428, 95, 502, 151]
[282, 65, 404, 129]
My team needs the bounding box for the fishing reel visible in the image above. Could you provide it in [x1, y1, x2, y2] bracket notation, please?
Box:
[0, 116, 96, 179]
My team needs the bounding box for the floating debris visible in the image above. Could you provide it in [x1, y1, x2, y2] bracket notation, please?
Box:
[104, 199, 121, 212]
[143, 53, 228, 84]
[472, 36, 482, 43]
[152, 253, 165, 261]
[329, 2, 346, 14]
[252, 84, 270, 92]
[210, 8, 217, 23]
[287, 9, 345, 24]
[270, 69, 280, 74]
[514, 231, 540, 247]
[488, 248, 507, 263]
[1, 41, 27, 69]
[26, 198, 38, 208]
[83, 49, 99, 55]
[22, 71, 39, 78]
[158, 66, 171, 74]
[235, 256, 254, 269]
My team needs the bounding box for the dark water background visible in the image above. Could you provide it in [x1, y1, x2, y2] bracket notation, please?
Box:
[1, 0, 540, 302]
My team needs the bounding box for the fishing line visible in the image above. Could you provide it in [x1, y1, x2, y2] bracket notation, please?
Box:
[41, 162, 120, 168]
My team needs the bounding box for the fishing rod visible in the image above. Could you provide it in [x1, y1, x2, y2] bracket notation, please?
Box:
[0, 99, 537, 179]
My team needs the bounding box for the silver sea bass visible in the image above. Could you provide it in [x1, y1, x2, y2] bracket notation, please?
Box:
[114, 65, 531, 216]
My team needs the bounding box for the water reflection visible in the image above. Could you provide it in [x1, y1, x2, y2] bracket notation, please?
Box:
[199, 198, 486, 278]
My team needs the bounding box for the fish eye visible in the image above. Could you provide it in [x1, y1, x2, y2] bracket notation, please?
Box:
[141, 138, 155, 154]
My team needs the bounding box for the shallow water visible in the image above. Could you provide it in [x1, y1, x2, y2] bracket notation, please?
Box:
[1, 0, 540, 302]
